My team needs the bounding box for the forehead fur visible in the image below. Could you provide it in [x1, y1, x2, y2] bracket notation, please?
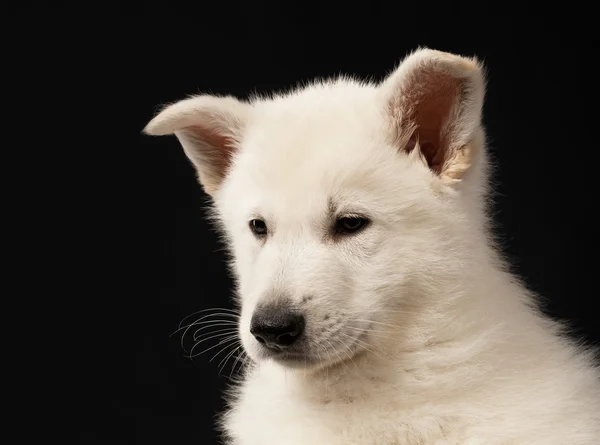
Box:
[249, 78, 383, 166]
[218, 78, 433, 219]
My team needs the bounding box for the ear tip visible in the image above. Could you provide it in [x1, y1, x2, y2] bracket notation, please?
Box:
[141, 122, 157, 136]
[142, 117, 171, 136]
[410, 47, 485, 75]
[142, 100, 189, 136]
[142, 122, 157, 135]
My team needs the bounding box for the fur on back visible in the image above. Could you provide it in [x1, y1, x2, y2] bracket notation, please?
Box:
[145, 49, 600, 444]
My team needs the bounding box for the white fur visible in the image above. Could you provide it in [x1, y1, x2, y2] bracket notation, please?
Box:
[146, 49, 600, 444]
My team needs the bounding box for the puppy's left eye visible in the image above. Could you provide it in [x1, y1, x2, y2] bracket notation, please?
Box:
[249, 218, 268, 237]
[335, 216, 369, 235]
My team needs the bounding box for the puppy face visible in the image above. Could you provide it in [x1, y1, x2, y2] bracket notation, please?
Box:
[145, 49, 485, 369]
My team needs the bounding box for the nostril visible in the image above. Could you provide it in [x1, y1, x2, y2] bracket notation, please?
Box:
[276, 330, 300, 346]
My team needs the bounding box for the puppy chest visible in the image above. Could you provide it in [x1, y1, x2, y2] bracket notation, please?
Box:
[224, 385, 462, 445]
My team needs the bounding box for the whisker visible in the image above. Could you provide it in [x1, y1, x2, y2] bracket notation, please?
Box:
[178, 308, 240, 330]
[193, 327, 238, 342]
[173, 323, 236, 341]
[177, 314, 239, 350]
[181, 319, 237, 331]
[229, 348, 247, 378]
[192, 323, 238, 337]
[183, 318, 239, 327]
[179, 310, 239, 327]
[190, 330, 238, 349]
[314, 344, 324, 370]
[189, 335, 239, 358]
[189, 322, 237, 330]
[177, 311, 240, 330]
[192, 341, 236, 362]
[209, 339, 241, 363]
[340, 332, 385, 358]
[351, 319, 400, 328]
[219, 344, 244, 376]
[320, 339, 335, 366]
[324, 338, 347, 372]
[337, 339, 360, 371]
[218, 345, 239, 371]
[329, 336, 356, 371]
[181, 322, 236, 353]
[316, 342, 333, 394]
[207, 341, 239, 364]
[344, 326, 394, 338]
[344, 307, 424, 315]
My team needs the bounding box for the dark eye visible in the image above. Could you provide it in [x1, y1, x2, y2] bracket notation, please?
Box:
[335, 216, 369, 235]
[249, 219, 267, 236]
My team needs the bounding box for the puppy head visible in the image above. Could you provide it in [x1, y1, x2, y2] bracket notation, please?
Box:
[145, 49, 486, 369]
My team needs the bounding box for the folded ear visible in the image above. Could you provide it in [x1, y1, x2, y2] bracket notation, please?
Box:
[144, 95, 251, 195]
[380, 48, 485, 185]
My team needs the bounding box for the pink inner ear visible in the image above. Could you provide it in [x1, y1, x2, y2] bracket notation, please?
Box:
[189, 124, 236, 173]
[403, 72, 460, 174]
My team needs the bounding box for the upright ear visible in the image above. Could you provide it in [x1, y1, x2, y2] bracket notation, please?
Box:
[144, 95, 251, 195]
[380, 48, 485, 185]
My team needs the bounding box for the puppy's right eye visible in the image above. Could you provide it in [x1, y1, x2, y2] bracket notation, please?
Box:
[334, 216, 369, 235]
[249, 219, 267, 237]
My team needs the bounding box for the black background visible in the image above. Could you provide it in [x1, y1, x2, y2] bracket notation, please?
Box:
[11, 4, 597, 445]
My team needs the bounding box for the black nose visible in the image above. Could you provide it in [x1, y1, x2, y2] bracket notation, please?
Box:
[250, 306, 305, 350]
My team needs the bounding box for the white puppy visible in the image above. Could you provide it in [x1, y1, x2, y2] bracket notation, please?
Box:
[145, 48, 600, 444]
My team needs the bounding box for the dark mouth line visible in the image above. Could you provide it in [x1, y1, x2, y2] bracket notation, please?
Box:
[273, 351, 308, 360]
[262, 330, 367, 365]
